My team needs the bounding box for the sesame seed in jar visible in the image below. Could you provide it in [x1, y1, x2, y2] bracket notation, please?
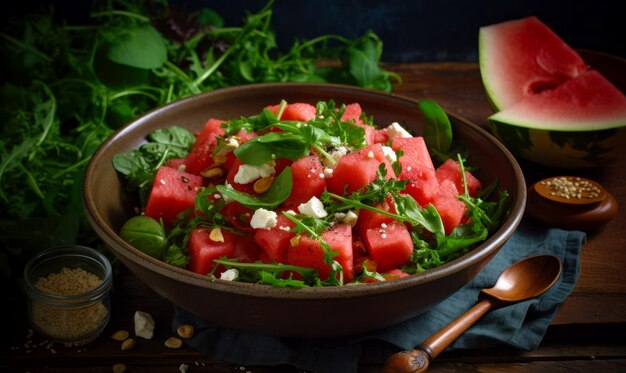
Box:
[35, 267, 102, 295]
[30, 266, 109, 346]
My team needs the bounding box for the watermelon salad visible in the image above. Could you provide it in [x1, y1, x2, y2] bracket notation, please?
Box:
[113, 100, 509, 287]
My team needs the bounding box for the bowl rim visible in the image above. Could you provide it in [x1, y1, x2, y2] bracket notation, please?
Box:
[83, 82, 526, 299]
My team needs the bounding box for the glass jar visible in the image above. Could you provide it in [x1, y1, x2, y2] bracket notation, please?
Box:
[23, 245, 113, 346]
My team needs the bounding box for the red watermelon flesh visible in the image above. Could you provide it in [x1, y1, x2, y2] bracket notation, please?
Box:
[490, 70, 626, 130]
[184, 118, 225, 175]
[144, 166, 203, 226]
[479, 16, 587, 110]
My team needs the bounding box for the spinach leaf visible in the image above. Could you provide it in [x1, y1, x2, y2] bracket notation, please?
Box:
[105, 24, 168, 69]
[419, 100, 452, 162]
[216, 167, 292, 209]
[234, 133, 309, 166]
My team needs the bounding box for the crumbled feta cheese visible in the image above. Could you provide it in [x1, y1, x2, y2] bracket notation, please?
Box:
[179, 363, 189, 373]
[134, 311, 155, 340]
[323, 146, 349, 168]
[284, 210, 296, 215]
[220, 268, 239, 281]
[250, 208, 278, 229]
[367, 150, 375, 159]
[298, 196, 328, 218]
[323, 168, 334, 178]
[382, 146, 397, 164]
[234, 163, 275, 184]
[342, 210, 358, 226]
[385, 122, 412, 140]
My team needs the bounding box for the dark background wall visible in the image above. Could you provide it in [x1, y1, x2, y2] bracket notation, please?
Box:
[7, 0, 626, 62]
[197, 0, 626, 62]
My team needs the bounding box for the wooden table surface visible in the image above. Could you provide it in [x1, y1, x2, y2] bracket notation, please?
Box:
[3, 63, 626, 372]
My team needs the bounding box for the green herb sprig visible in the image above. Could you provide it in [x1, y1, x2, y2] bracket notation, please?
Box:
[0, 0, 399, 280]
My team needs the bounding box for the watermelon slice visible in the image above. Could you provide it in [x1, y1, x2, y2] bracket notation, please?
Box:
[479, 16, 587, 111]
[491, 70, 626, 131]
[480, 16, 626, 168]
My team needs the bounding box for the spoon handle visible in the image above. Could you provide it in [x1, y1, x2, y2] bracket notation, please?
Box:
[383, 297, 496, 373]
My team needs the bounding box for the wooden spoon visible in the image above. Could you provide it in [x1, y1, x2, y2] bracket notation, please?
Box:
[383, 255, 562, 373]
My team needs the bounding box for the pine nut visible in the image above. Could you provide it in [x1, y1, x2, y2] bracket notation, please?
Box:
[290, 236, 300, 247]
[112, 363, 127, 373]
[164, 336, 183, 349]
[200, 166, 224, 179]
[253, 176, 274, 194]
[177, 324, 195, 339]
[111, 330, 129, 341]
[209, 227, 224, 243]
[121, 338, 136, 351]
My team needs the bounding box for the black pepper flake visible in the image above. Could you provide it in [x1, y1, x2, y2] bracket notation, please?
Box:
[182, 176, 190, 183]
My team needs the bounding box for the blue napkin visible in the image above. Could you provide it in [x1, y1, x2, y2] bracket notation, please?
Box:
[172, 221, 585, 372]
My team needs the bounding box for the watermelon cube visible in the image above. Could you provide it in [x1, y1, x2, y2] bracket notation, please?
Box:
[326, 144, 394, 195]
[283, 155, 326, 207]
[355, 198, 397, 238]
[435, 159, 482, 197]
[188, 227, 236, 275]
[233, 233, 263, 263]
[184, 118, 225, 175]
[144, 166, 203, 226]
[254, 214, 296, 263]
[363, 222, 413, 273]
[340, 103, 362, 122]
[267, 102, 317, 122]
[432, 179, 468, 234]
[401, 166, 439, 207]
[287, 224, 354, 283]
[391, 136, 435, 172]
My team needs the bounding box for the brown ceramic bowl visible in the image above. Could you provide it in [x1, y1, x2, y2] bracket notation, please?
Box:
[83, 83, 526, 337]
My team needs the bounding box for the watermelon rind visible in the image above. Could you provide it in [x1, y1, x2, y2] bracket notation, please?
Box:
[489, 121, 626, 169]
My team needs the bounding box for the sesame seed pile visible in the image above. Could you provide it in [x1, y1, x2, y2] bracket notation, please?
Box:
[539, 177, 601, 200]
[35, 267, 102, 295]
[31, 267, 108, 346]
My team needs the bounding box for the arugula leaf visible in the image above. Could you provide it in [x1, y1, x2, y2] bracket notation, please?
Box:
[281, 212, 330, 249]
[434, 155, 509, 258]
[419, 100, 452, 162]
[223, 106, 281, 136]
[112, 126, 194, 202]
[392, 194, 445, 237]
[216, 167, 292, 209]
[214, 258, 318, 288]
[162, 244, 189, 268]
[322, 164, 444, 236]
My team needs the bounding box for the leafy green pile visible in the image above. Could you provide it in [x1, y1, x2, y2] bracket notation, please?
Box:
[0, 0, 399, 282]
